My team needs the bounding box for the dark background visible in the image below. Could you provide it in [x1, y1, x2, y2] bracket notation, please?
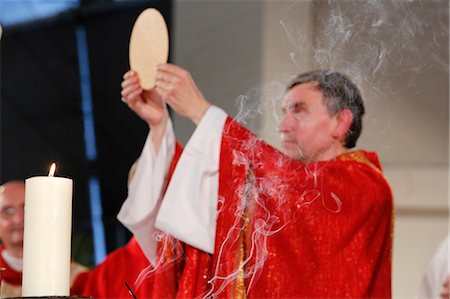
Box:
[0, 0, 172, 266]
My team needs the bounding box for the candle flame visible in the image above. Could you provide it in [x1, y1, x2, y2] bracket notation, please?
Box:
[49, 163, 56, 177]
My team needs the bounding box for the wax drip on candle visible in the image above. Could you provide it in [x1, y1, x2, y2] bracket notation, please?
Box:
[48, 163, 56, 177]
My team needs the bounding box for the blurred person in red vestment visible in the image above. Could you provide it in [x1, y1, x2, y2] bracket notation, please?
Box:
[119, 65, 393, 298]
[0, 181, 25, 297]
[0, 181, 87, 297]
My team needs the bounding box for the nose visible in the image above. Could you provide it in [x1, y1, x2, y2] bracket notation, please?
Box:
[13, 208, 24, 225]
[278, 113, 293, 133]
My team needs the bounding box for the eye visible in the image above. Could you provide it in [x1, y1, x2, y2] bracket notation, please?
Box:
[293, 106, 303, 113]
[289, 102, 306, 113]
[1, 207, 16, 216]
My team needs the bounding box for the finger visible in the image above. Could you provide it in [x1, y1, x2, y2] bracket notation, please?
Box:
[121, 84, 142, 100]
[125, 70, 139, 79]
[121, 80, 141, 93]
[121, 76, 139, 89]
[156, 63, 186, 78]
[123, 70, 136, 79]
[155, 79, 172, 94]
[155, 69, 177, 84]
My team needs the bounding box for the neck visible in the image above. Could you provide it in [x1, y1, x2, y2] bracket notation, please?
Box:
[311, 144, 348, 162]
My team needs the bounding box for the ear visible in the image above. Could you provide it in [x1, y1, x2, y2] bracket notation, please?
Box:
[331, 109, 353, 141]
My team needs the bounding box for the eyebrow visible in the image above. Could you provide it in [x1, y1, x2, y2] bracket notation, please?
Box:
[282, 100, 306, 113]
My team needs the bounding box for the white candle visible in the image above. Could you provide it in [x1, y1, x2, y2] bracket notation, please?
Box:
[22, 163, 73, 296]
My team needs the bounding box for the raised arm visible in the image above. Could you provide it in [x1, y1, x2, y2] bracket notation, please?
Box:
[121, 70, 168, 153]
[118, 70, 178, 264]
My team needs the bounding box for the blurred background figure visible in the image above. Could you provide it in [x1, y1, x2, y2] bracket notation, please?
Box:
[0, 181, 25, 296]
[0, 181, 88, 297]
[417, 234, 449, 299]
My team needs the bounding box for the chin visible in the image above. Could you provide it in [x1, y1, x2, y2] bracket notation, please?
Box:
[282, 149, 303, 161]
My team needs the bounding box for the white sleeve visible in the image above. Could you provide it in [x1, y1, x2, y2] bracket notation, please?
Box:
[117, 119, 175, 265]
[155, 106, 228, 254]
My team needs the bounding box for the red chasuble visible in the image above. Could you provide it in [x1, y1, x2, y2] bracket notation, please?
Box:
[0, 245, 22, 287]
[71, 236, 180, 298]
[176, 117, 393, 298]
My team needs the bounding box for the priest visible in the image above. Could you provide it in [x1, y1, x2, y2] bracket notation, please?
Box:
[119, 65, 393, 298]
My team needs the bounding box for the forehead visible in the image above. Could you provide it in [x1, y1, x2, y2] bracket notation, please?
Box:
[282, 81, 324, 108]
[0, 183, 25, 207]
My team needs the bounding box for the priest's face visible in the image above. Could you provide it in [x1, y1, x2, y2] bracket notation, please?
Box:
[278, 82, 339, 162]
[0, 182, 25, 252]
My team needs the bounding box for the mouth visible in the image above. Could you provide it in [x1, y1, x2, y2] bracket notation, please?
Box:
[280, 133, 295, 144]
[281, 140, 297, 145]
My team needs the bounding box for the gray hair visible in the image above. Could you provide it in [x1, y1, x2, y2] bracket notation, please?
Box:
[287, 70, 365, 148]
